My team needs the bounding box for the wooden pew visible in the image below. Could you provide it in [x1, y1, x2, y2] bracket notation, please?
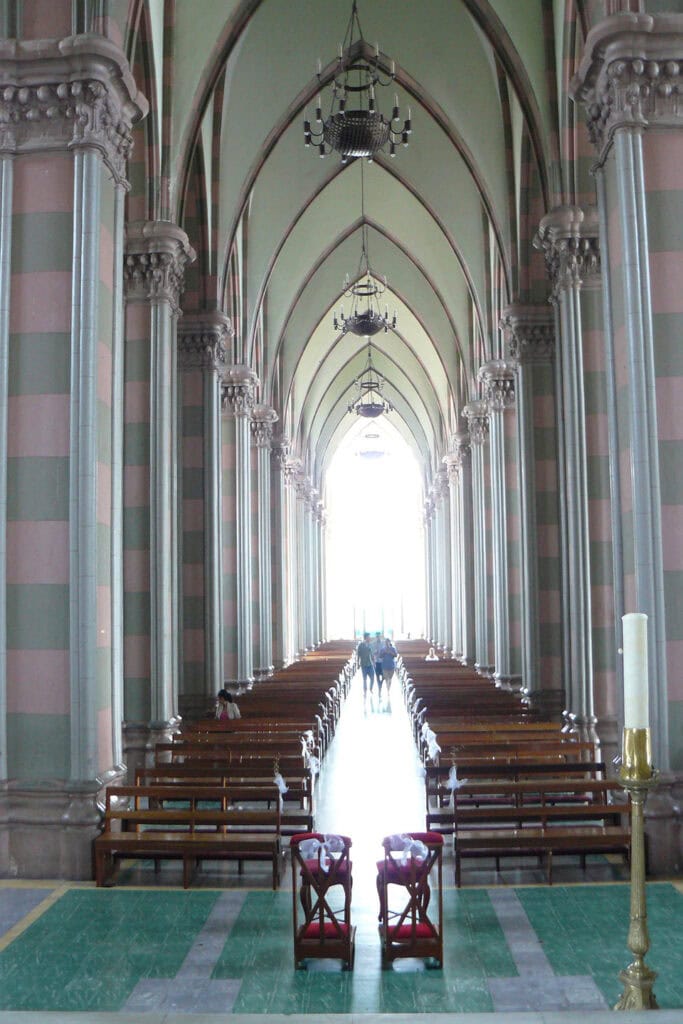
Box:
[94, 784, 283, 889]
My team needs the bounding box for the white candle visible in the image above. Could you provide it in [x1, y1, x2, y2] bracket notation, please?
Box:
[622, 612, 649, 728]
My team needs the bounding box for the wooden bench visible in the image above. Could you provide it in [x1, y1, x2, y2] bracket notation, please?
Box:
[448, 779, 629, 886]
[94, 785, 283, 889]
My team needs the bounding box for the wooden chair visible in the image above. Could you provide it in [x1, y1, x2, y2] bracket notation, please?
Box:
[290, 832, 355, 971]
[377, 831, 443, 968]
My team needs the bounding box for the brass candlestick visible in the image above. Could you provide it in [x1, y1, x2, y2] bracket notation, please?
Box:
[614, 726, 659, 1011]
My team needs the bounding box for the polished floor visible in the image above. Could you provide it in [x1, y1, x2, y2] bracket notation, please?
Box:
[0, 674, 682, 1023]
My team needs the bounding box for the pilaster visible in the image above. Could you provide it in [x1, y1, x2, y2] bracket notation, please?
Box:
[251, 403, 278, 677]
[221, 365, 258, 685]
[477, 362, 517, 688]
[177, 310, 232, 714]
[463, 401, 492, 675]
[270, 436, 290, 668]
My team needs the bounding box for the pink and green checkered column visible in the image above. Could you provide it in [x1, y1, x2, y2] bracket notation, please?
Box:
[0, 30, 145, 876]
[122, 222, 194, 744]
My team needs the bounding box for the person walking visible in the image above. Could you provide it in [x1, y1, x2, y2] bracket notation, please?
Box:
[357, 633, 375, 697]
[372, 631, 384, 689]
[380, 636, 398, 694]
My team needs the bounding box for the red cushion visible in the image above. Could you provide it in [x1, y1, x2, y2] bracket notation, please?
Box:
[291, 832, 325, 846]
[386, 922, 436, 939]
[302, 921, 350, 938]
[376, 859, 425, 883]
[303, 858, 350, 880]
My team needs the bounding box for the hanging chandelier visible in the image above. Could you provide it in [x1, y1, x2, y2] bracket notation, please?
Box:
[348, 341, 393, 418]
[333, 162, 397, 337]
[304, 0, 411, 162]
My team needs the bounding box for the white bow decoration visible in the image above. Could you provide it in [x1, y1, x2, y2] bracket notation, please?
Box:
[386, 833, 429, 865]
[446, 764, 468, 804]
[273, 772, 288, 795]
[298, 833, 345, 873]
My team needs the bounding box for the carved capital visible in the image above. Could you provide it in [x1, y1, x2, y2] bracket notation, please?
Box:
[221, 364, 258, 418]
[178, 310, 232, 374]
[463, 400, 490, 445]
[571, 13, 683, 160]
[478, 360, 516, 412]
[0, 35, 148, 185]
[250, 404, 278, 448]
[124, 221, 196, 315]
[284, 456, 303, 486]
[500, 304, 555, 363]
[534, 205, 601, 299]
[271, 435, 290, 468]
[443, 452, 460, 485]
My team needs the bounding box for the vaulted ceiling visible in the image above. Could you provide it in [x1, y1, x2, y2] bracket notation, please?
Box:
[125, 0, 575, 491]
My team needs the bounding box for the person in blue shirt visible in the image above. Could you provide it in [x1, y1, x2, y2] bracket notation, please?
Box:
[357, 633, 375, 696]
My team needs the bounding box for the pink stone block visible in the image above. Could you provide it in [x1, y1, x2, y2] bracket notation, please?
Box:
[98, 707, 114, 771]
[183, 436, 204, 468]
[125, 634, 150, 677]
[98, 462, 112, 527]
[533, 395, 555, 429]
[183, 373, 203, 404]
[14, 153, 73, 213]
[222, 442, 236, 470]
[183, 498, 203, 531]
[613, 326, 629, 392]
[22, 0, 71, 37]
[124, 549, 150, 592]
[661, 506, 683, 570]
[125, 380, 151, 423]
[586, 412, 609, 457]
[588, 498, 613, 542]
[593, 670, 618, 718]
[535, 458, 557, 491]
[649, 252, 683, 314]
[624, 575, 637, 610]
[10, 272, 72, 334]
[124, 465, 150, 506]
[666, 642, 683, 700]
[655, 378, 683, 441]
[643, 132, 683, 190]
[8, 394, 70, 456]
[538, 590, 561, 624]
[97, 585, 111, 647]
[619, 450, 633, 512]
[183, 562, 205, 596]
[591, 584, 615, 627]
[97, 341, 113, 406]
[6, 649, 70, 713]
[223, 497, 237, 523]
[539, 655, 562, 689]
[608, 205, 622, 264]
[508, 565, 521, 594]
[5, 521, 68, 583]
[125, 303, 150, 340]
[537, 524, 559, 558]
[183, 629, 205, 661]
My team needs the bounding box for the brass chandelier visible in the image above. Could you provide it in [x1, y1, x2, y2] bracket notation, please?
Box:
[348, 341, 393, 419]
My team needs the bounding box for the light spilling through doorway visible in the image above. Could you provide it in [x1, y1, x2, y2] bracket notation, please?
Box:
[324, 418, 426, 640]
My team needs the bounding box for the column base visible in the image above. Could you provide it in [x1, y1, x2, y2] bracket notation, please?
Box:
[475, 663, 495, 678]
[122, 718, 182, 779]
[0, 769, 125, 879]
[493, 673, 523, 692]
[253, 665, 274, 679]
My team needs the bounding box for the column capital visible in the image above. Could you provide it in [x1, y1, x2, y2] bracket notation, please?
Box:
[178, 310, 233, 374]
[271, 435, 290, 467]
[444, 431, 472, 482]
[500, 305, 555, 363]
[221, 364, 258, 418]
[534, 205, 601, 297]
[478, 360, 516, 412]
[250, 404, 278, 448]
[463, 400, 490, 445]
[571, 13, 683, 159]
[423, 497, 435, 523]
[0, 34, 148, 184]
[124, 221, 196, 314]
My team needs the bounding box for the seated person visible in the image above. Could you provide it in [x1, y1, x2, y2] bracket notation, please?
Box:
[216, 688, 241, 720]
[425, 647, 439, 661]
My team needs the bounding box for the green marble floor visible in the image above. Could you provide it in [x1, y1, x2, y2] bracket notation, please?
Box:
[0, 882, 682, 1014]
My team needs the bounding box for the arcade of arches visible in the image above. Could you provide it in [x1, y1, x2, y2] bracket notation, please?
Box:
[0, 0, 682, 880]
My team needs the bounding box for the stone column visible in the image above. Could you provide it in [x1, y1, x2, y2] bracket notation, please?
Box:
[177, 312, 231, 715]
[444, 452, 462, 661]
[500, 306, 563, 717]
[251, 404, 278, 677]
[478, 362, 517, 687]
[221, 365, 258, 686]
[464, 402, 491, 675]
[317, 502, 327, 643]
[270, 436, 289, 669]
[535, 207, 599, 735]
[572, 11, 680, 773]
[123, 222, 195, 769]
[446, 432, 475, 665]
[0, 34, 146, 876]
[435, 469, 452, 655]
[423, 498, 435, 643]
[284, 457, 301, 662]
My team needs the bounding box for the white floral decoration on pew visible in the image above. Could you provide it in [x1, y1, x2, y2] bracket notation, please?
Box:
[298, 833, 345, 873]
[446, 764, 468, 805]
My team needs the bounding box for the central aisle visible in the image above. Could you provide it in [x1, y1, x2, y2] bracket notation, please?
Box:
[314, 672, 426, 904]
